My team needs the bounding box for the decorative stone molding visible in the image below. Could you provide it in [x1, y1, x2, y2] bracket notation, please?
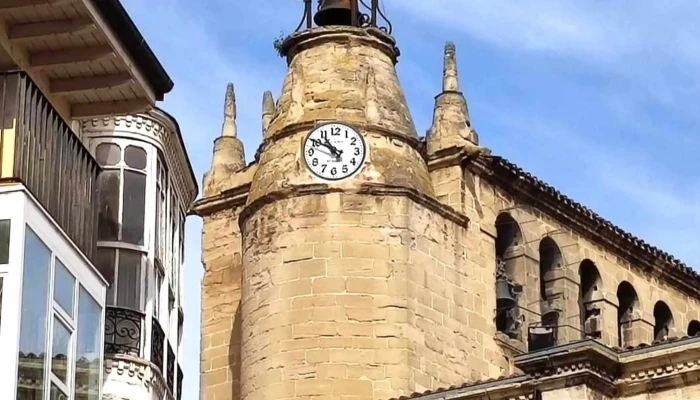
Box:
[104, 354, 172, 400]
[81, 109, 198, 209]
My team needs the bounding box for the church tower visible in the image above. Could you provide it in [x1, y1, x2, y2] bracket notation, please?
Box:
[195, 2, 509, 400]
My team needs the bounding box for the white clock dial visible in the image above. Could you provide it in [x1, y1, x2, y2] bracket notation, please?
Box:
[303, 123, 367, 181]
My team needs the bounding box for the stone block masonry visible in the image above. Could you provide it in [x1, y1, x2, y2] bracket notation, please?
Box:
[238, 192, 508, 400]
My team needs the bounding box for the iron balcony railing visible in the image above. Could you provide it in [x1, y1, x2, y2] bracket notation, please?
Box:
[151, 317, 165, 372]
[0, 72, 100, 261]
[167, 342, 175, 394]
[104, 306, 144, 357]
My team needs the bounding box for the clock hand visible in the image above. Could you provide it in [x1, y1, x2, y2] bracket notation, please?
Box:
[323, 138, 343, 157]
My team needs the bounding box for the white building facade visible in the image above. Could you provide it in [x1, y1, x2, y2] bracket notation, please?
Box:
[81, 110, 198, 400]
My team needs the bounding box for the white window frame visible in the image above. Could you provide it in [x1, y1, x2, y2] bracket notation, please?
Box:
[48, 256, 78, 398]
[20, 189, 107, 400]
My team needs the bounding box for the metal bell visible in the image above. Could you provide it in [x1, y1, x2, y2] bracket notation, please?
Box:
[496, 279, 516, 309]
[314, 0, 358, 27]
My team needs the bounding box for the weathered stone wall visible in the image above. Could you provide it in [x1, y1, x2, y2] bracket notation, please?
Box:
[238, 192, 508, 400]
[623, 384, 700, 399]
[456, 167, 700, 350]
[200, 208, 244, 400]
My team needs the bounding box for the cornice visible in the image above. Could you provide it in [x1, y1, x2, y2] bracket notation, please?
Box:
[191, 182, 251, 217]
[238, 182, 470, 231]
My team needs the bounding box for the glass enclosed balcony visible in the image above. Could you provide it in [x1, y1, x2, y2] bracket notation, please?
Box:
[0, 72, 101, 262]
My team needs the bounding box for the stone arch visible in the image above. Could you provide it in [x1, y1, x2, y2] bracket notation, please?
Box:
[538, 237, 562, 301]
[688, 320, 700, 337]
[579, 260, 603, 339]
[653, 301, 674, 342]
[495, 212, 522, 259]
[494, 212, 524, 340]
[616, 281, 639, 347]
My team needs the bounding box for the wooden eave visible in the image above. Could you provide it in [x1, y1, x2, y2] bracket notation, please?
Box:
[0, 0, 166, 120]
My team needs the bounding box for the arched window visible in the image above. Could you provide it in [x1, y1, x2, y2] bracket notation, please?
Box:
[495, 213, 522, 337]
[579, 260, 602, 339]
[653, 301, 674, 342]
[616, 281, 638, 348]
[688, 320, 700, 337]
[538, 237, 562, 302]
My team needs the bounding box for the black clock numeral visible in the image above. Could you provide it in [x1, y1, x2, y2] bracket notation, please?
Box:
[312, 158, 318, 166]
[307, 148, 314, 157]
[321, 164, 327, 173]
[330, 167, 337, 176]
[354, 147, 360, 156]
[345, 129, 349, 138]
[320, 130, 328, 139]
[350, 158, 357, 166]
[342, 165, 348, 174]
[332, 126, 341, 136]
[350, 137, 357, 146]
[311, 139, 320, 147]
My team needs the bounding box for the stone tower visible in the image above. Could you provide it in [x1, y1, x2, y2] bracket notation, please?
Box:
[194, 3, 509, 398]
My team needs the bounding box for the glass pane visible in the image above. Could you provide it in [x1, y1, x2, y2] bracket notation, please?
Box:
[97, 170, 121, 241]
[75, 286, 102, 400]
[51, 317, 71, 383]
[124, 146, 147, 170]
[0, 219, 9, 264]
[54, 260, 75, 317]
[116, 250, 142, 311]
[95, 143, 121, 166]
[121, 171, 146, 245]
[17, 228, 51, 400]
[49, 383, 68, 400]
[95, 248, 115, 305]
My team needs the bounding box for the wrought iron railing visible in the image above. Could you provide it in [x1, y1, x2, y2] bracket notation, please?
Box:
[151, 318, 165, 372]
[177, 364, 183, 400]
[167, 342, 175, 394]
[104, 306, 144, 356]
[0, 72, 100, 261]
[293, 0, 392, 34]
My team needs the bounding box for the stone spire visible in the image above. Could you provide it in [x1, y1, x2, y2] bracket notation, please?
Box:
[427, 42, 479, 156]
[222, 83, 238, 137]
[262, 90, 275, 138]
[203, 83, 246, 196]
[443, 41, 460, 92]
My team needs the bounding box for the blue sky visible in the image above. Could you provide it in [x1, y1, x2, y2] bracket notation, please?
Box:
[120, 0, 700, 397]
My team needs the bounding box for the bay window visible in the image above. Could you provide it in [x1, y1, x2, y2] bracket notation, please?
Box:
[16, 227, 103, 400]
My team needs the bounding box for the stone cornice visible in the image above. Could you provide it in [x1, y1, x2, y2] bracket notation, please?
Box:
[281, 26, 400, 65]
[191, 182, 251, 217]
[398, 338, 700, 400]
[238, 182, 470, 230]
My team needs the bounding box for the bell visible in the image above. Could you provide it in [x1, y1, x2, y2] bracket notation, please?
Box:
[528, 326, 556, 351]
[496, 279, 516, 309]
[314, 0, 359, 27]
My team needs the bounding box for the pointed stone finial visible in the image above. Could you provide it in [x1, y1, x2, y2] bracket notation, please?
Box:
[443, 41, 460, 92]
[262, 91, 275, 138]
[222, 83, 238, 138]
[203, 83, 246, 196]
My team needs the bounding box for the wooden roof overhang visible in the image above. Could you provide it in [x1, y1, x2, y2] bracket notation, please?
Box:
[0, 0, 173, 120]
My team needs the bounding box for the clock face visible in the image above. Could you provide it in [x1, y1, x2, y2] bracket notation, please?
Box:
[303, 123, 367, 181]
